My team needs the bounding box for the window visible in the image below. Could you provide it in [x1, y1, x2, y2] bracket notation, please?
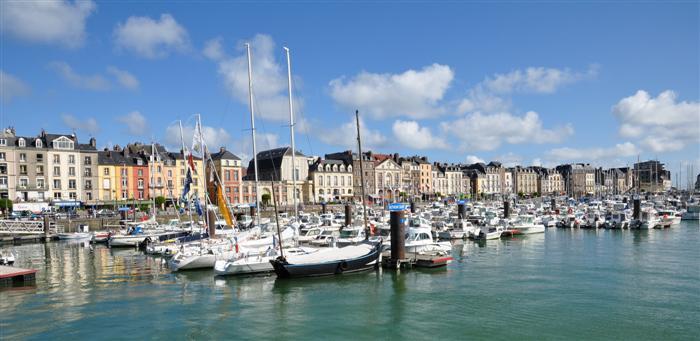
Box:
[157, 178, 162, 186]
[54, 192, 61, 199]
[295, 168, 300, 181]
[326, 176, 330, 186]
[52, 136, 74, 150]
[167, 179, 173, 188]
[53, 167, 60, 176]
[69, 167, 75, 176]
[85, 180, 92, 190]
[104, 168, 110, 176]
[69, 192, 76, 200]
[234, 170, 239, 181]
[193, 179, 198, 186]
[19, 165, 27, 175]
[53, 180, 61, 189]
[84, 156, 91, 165]
[225, 171, 231, 181]
[0, 139, 5, 146]
[86, 192, 92, 200]
[84, 168, 92, 177]
[137, 169, 143, 176]
[157, 166, 161, 173]
[36, 154, 43, 162]
[225, 187, 231, 193]
[138, 190, 144, 199]
[0, 176, 6, 186]
[18, 138, 25, 147]
[0, 152, 4, 160]
[53, 155, 60, 164]
[68, 180, 76, 189]
[138, 179, 144, 188]
[102, 179, 110, 189]
[341, 176, 345, 186]
[167, 170, 172, 177]
[19, 153, 27, 162]
[334, 176, 338, 186]
[319, 176, 323, 186]
[19, 178, 28, 188]
[68, 155, 75, 164]
[121, 168, 127, 176]
[121, 190, 128, 200]
[180, 168, 185, 175]
[35, 139, 42, 148]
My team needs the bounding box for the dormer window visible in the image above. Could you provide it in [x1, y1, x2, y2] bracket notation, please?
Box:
[0, 139, 5, 146]
[52, 136, 74, 150]
[35, 139, 42, 148]
[18, 138, 25, 147]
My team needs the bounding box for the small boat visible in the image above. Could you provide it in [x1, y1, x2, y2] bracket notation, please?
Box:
[58, 232, 92, 240]
[474, 225, 503, 240]
[0, 251, 15, 265]
[214, 246, 317, 276]
[270, 241, 382, 278]
[91, 231, 111, 243]
[510, 215, 545, 234]
[681, 205, 699, 220]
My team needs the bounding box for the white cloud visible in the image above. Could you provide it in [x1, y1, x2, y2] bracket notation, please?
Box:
[164, 122, 232, 153]
[546, 142, 640, 162]
[106, 66, 139, 90]
[318, 117, 387, 151]
[483, 65, 597, 94]
[612, 90, 699, 152]
[61, 114, 99, 134]
[392, 120, 447, 150]
[116, 111, 149, 136]
[496, 152, 523, 167]
[48, 61, 110, 91]
[203, 37, 224, 61]
[441, 111, 574, 151]
[456, 86, 511, 114]
[231, 133, 280, 163]
[0, 0, 95, 48]
[0, 70, 31, 102]
[113, 14, 189, 59]
[531, 158, 542, 167]
[329, 63, 454, 119]
[465, 155, 485, 164]
[210, 34, 301, 122]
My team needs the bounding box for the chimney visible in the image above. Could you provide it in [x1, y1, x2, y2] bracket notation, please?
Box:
[220, 146, 226, 154]
[89, 137, 96, 148]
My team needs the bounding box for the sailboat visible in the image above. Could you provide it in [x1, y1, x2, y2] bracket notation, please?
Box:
[269, 110, 382, 278]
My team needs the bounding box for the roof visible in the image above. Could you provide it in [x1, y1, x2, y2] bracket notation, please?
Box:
[210, 149, 241, 161]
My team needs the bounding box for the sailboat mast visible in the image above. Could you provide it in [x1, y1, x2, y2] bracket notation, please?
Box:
[284, 46, 298, 220]
[150, 142, 156, 218]
[197, 114, 209, 232]
[178, 120, 194, 228]
[355, 110, 370, 238]
[246, 43, 261, 225]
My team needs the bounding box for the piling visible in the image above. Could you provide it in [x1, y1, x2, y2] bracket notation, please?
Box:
[550, 198, 556, 212]
[43, 215, 50, 241]
[389, 209, 406, 267]
[410, 201, 416, 214]
[457, 203, 465, 219]
[503, 201, 510, 218]
[208, 209, 217, 238]
[250, 205, 256, 218]
[633, 199, 641, 220]
[344, 204, 352, 227]
[321, 202, 327, 214]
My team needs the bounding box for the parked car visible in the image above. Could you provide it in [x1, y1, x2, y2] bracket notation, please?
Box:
[55, 212, 79, 220]
[97, 209, 116, 217]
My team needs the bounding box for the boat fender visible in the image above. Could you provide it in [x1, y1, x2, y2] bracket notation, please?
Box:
[339, 261, 349, 272]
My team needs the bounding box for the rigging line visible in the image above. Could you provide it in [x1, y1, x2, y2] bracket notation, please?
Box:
[289, 74, 314, 158]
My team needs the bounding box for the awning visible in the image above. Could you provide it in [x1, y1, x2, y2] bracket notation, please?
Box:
[53, 201, 82, 207]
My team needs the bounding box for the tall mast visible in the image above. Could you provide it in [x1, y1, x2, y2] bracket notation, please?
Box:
[178, 120, 193, 228]
[246, 43, 261, 225]
[355, 110, 370, 238]
[150, 142, 156, 218]
[284, 46, 298, 220]
[197, 114, 209, 231]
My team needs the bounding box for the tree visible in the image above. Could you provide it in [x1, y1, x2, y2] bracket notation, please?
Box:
[261, 193, 271, 207]
[518, 191, 524, 199]
[0, 198, 12, 216]
[155, 196, 166, 208]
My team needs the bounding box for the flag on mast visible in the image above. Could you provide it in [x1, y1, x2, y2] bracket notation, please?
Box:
[217, 185, 234, 226]
[192, 120, 202, 154]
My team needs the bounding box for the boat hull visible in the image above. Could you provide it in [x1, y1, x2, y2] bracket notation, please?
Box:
[270, 242, 381, 278]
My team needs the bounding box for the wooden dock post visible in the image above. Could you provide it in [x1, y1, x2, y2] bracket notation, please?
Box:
[389, 206, 406, 268]
[344, 204, 352, 227]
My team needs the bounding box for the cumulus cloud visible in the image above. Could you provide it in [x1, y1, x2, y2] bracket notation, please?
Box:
[49, 61, 110, 91]
[465, 155, 485, 164]
[230, 133, 280, 163]
[495, 152, 523, 167]
[61, 114, 100, 134]
[0, 0, 95, 48]
[329, 63, 454, 119]
[207, 34, 301, 122]
[0, 70, 31, 103]
[483, 65, 598, 94]
[116, 111, 149, 136]
[456, 86, 511, 114]
[441, 111, 574, 151]
[106, 66, 139, 90]
[546, 142, 640, 162]
[164, 122, 233, 153]
[318, 117, 387, 151]
[392, 120, 447, 150]
[612, 90, 699, 152]
[114, 14, 189, 59]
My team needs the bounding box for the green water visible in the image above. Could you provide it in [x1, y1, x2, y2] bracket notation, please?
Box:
[1, 222, 699, 340]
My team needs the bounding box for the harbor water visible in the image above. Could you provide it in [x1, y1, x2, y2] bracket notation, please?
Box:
[1, 222, 699, 340]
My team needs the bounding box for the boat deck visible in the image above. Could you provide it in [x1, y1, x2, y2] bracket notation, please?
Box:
[0, 265, 38, 287]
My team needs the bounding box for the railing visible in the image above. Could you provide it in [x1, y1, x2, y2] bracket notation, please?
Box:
[0, 220, 64, 235]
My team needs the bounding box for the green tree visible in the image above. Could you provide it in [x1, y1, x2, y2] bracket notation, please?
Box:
[261, 193, 271, 207]
[518, 191, 524, 199]
[155, 196, 166, 208]
[0, 198, 12, 216]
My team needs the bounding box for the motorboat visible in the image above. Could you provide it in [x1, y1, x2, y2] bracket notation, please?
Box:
[510, 215, 545, 234]
[58, 232, 92, 240]
[681, 205, 699, 220]
[298, 227, 324, 243]
[269, 241, 382, 278]
[657, 209, 681, 228]
[606, 211, 630, 229]
[473, 225, 504, 240]
[91, 231, 111, 243]
[636, 209, 659, 230]
[336, 227, 366, 247]
[404, 227, 451, 253]
[309, 229, 339, 247]
[438, 220, 476, 240]
[0, 250, 15, 265]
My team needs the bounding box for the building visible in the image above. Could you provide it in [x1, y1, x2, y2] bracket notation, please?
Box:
[634, 160, 672, 193]
[308, 158, 353, 202]
[465, 162, 504, 196]
[209, 147, 243, 205]
[556, 163, 595, 197]
[512, 166, 538, 196]
[374, 155, 402, 201]
[244, 147, 313, 205]
[325, 150, 376, 202]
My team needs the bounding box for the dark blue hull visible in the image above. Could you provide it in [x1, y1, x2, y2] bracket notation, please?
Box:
[270, 242, 382, 278]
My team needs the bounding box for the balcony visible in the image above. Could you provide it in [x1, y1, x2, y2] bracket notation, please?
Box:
[15, 185, 47, 191]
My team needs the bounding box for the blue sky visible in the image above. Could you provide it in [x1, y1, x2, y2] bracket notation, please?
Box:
[1, 1, 698, 183]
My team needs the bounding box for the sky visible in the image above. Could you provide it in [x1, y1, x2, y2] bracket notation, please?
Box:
[1, 1, 698, 185]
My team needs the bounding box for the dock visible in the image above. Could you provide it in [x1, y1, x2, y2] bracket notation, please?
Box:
[0, 265, 37, 287]
[382, 251, 453, 269]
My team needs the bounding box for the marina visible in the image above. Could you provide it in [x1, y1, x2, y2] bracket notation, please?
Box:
[0, 219, 697, 339]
